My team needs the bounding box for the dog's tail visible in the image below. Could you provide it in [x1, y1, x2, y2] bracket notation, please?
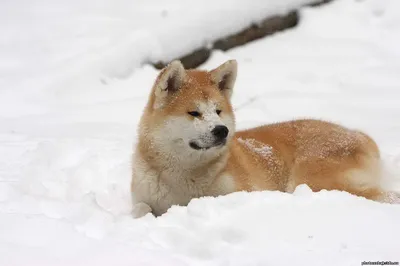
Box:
[379, 155, 400, 204]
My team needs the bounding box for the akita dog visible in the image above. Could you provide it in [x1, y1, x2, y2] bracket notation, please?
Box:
[131, 59, 395, 218]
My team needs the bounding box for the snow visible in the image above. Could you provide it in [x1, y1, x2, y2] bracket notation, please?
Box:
[0, 0, 316, 117]
[1, 0, 400, 265]
[237, 138, 273, 158]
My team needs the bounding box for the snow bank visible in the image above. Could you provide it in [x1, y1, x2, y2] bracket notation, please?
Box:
[2, 187, 400, 266]
[0, 0, 319, 118]
[1, 0, 400, 265]
[0, 0, 316, 82]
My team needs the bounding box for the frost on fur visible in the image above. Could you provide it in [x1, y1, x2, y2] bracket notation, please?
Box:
[237, 138, 273, 158]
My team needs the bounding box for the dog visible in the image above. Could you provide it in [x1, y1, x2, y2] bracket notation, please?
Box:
[131, 59, 396, 218]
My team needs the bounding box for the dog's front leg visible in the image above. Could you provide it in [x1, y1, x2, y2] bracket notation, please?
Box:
[132, 202, 153, 218]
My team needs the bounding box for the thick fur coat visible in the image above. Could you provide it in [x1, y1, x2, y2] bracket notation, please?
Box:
[131, 60, 396, 218]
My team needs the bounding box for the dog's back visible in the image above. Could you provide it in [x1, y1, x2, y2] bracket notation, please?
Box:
[230, 119, 384, 200]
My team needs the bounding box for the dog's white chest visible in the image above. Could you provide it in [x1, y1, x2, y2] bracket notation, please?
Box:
[131, 161, 207, 216]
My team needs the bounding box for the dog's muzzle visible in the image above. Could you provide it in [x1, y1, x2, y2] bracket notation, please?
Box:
[211, 125, 229, 140]
[189, 125, 229, 150]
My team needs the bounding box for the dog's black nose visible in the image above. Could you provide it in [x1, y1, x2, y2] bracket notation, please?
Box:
[212, 125, 229, 139]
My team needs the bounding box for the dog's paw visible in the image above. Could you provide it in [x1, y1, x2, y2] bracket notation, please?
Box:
[132, 202, 153, 218]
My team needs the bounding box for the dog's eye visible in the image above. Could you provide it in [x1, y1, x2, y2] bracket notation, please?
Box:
[216, 110, 222, 115]
[188, 111, 201, 117]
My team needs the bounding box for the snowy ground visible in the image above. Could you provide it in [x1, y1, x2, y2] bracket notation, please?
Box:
[1, 0, 400, 265]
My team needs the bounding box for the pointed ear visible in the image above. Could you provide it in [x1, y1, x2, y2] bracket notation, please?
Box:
[210, 60, 237, 99]
[153, 60, 186, 109]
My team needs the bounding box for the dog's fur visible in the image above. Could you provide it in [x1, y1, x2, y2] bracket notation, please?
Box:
[131, 59, 395, 218]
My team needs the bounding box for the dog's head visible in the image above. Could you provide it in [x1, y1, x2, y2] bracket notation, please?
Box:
[140, 60, 237, 160]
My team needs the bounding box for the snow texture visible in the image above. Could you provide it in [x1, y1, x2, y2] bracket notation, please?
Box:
[1, 0, 400, 265]
[238, 138, 273, 158]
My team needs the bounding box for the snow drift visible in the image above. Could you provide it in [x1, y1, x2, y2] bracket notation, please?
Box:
[1, 0, 400, 265]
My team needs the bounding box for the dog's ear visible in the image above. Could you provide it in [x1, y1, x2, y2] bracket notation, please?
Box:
[153, 60, 186, 109]
[210, 60, 237, 99]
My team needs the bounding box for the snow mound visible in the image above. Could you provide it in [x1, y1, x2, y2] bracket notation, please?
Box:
[1, 0, 400, 264]
[0, 0, 317, 117]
